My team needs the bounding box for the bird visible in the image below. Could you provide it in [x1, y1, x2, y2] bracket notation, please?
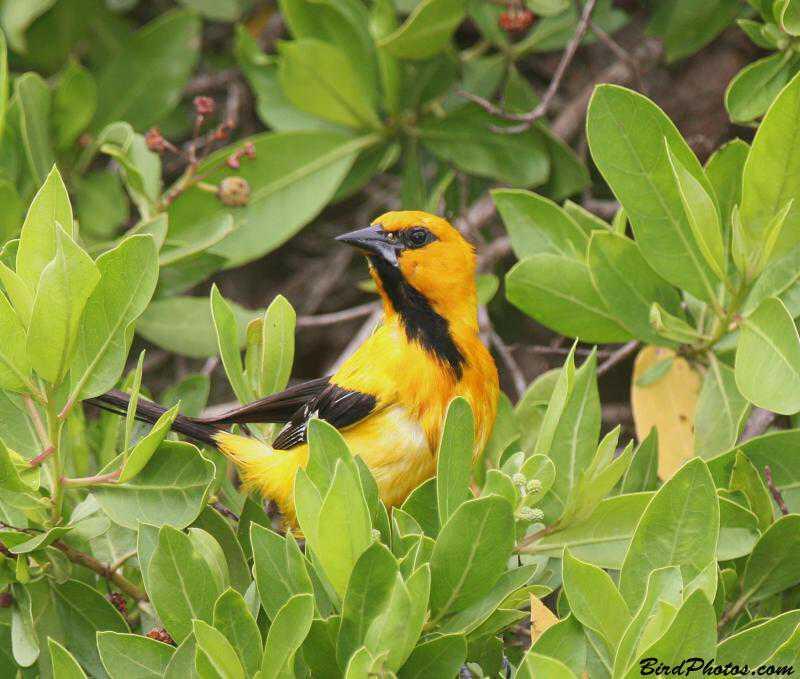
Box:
[89, 211, 499, 525]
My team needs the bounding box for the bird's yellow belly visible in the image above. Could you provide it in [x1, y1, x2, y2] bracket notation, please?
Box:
[214, 405, 435, 523]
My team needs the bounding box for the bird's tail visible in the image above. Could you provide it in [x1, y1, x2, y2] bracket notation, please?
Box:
[86, 389, 222, 445]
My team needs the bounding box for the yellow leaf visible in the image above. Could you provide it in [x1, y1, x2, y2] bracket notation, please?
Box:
[631, 346, 702, 480]
[530, 593, 558, 643]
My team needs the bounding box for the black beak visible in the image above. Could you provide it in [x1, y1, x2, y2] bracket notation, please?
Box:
[335, 226, 400, 266]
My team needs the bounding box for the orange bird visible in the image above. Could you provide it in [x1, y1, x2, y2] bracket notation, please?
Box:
[91, 211, 499, 523]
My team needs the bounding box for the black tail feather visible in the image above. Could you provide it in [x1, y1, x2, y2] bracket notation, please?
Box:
[87, 390, 221, 446]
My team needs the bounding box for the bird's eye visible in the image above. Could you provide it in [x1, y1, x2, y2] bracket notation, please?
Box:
[406, 227, 431, 248]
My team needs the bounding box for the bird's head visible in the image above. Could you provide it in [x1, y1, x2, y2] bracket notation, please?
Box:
[336, 211, 478, 325]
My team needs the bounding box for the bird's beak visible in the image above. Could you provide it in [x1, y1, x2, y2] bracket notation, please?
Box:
[335, 226, 400, 266]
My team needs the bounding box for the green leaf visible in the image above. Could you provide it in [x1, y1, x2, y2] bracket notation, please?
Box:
[73, 171, 129, 240]
[694, 356, 750, 458]
[740, 70, 800, 258]
[278, 39, 380, 129]
[705, 138, 749, 230]
[48, 638, 86, 679]
[192, 508, 250, 594]
[588, 231, 682, 345]
[378, 0, 465, 59]
[436, 397, 474, 525]
[735, 296, 800, 414]
[506, 254, 632, 343]
[419, 105, 549, 187]
[167, 131, 369, 267]
[10, 526, 70, 554]
[211, 284, 253, 405]
[14, 72, 53, 184]
[619, 459, 719, 610]
[429, 495, 514, 620]
[561, 549, 630, 649]
[612, 566, 682, 678]
[742, 514, 800, 601]
[259, 294, 296, 397]
[716, 609, 800, 668]
[260, 593, 314, 679]
[337, 542, 398, 666]
[397, 634, 466, 679]
[621, 590, 716, 679]
[665, 141, 726, 280]
[725, 52, 798, 124]
[148, 525, 223, 643]
[138, 296, 256, 359]
[10, 583, 39, 667]
[251, 523, 313, 620]
[53, 60, 96, 150]
[26, 225, 100, 384]
[729, 451, 774, 531]
[118, 404, 180, 483]
[0, 289, 31, 392]
[313, 458, 373, 597]
[587, 85, 719, 303]
[620, 429, 659, 494]
[648, 0, 740, 62]
[212, 589, 262, 677]
[97, 631, 175, 678]
[783, 0, 800, 34]
[16, 165, 73, 291]
[53, 579, 128, 678]
[518, 652, 578, 679]
[0, 438, 38, 493]
[70, 235, 158, 399]
[93, 441, 215, 529]
[649, 303, 705, 344]
[92, 11, 201, 131]
[0, 0, 56, 53]
[165, 635, 199, 679]
[492, 188, 587, 260]
[193, 619, 245, 679]
[178, 0, 242, 21]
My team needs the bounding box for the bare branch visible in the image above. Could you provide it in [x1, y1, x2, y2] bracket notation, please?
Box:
[597, 341, 640, 376]
[489, 329, 526, 400]
[297, 302, 380, 328]
[54, 541, 148, 602]
[764, 465, 790, 516]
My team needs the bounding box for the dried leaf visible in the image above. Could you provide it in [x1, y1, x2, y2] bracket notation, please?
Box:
[530, 593, 558, 643]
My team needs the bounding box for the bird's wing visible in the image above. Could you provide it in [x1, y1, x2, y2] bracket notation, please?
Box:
[197, 376, 332, 425]
[271, 381, 378, 450]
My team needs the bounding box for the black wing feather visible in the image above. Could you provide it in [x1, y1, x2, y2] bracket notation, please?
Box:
[272, 382, 377, 450]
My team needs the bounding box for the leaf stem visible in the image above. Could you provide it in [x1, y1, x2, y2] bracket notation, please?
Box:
[45, 396, 65, 524]
[61, 470, 120, 488]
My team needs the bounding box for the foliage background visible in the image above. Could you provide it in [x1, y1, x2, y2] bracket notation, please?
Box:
[2, 0, 800, 677]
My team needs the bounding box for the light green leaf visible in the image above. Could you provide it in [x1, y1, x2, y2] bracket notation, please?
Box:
[211, 284, 253, 405]
[742, 514, 800, 601]
[0, 290, 31, 392]
[118, 404, 179, 483]
[705, 138, 748, 230]
[429, 495, 514, 620]
[92, 11, 201, 131]
[649, 303, 705, 344]
[619, 458, 719, 610]
[740, 69, 800, 258]
[93, 441, 215, 529]
[53, 60, 96, 150]
[193, 619, 245, 679]
[14, 72, 53, 184]
[260, 593, 314, 679]
[493, 188, 587, 260]
[436, 397, 474, 525]
[729, 451, 774, 531]
[725, 52, 798, 124]
[148, 525, 222, 643]
[716, 610, 800, 668]
[620, 429, 659, 494]
[396, 634, 466, 679]
[735, 296, 800, 414]
[783, 0, 800, 33]
[16, 165, 73, 291]
[97, 631, 175, 678]
[588, 231, 682, 345]
[167, 131, 370, 267]
[506, 254, 632, 343]
[48, 638, 86, 679]
[278, 39, 380, 129]
[26, 225, 100, 384]
[212, 589, 262, 677]
[259, 294, 296, 397]
[518, 652, 578, 679]
[694, 356, 750, 458]
[251, 523, 313, 621]
[562, 549, 630, 650]
[665, 141, 725, 280]
[378, 0, 465, 59]
[70, 235, 158, 399]
[587, 85, 719, 303]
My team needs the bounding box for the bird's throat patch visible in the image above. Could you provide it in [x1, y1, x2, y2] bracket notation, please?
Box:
[368, 255, 465, 378]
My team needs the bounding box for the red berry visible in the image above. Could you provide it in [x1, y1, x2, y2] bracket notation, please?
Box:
[146, 628, 175, 645]
[499, 8, 535, 33]
[0, 591, 12, 608]
[193, 96, 216, 116]
[145, 128, 167, 153]
[108, 592, 127, 615]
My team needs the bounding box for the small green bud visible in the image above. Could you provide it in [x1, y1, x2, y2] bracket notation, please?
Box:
[511, 473, 526, 487]
[371, 529, 382, 542]
[517, 507, 544, 522]
[526, 478, 542, 494]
